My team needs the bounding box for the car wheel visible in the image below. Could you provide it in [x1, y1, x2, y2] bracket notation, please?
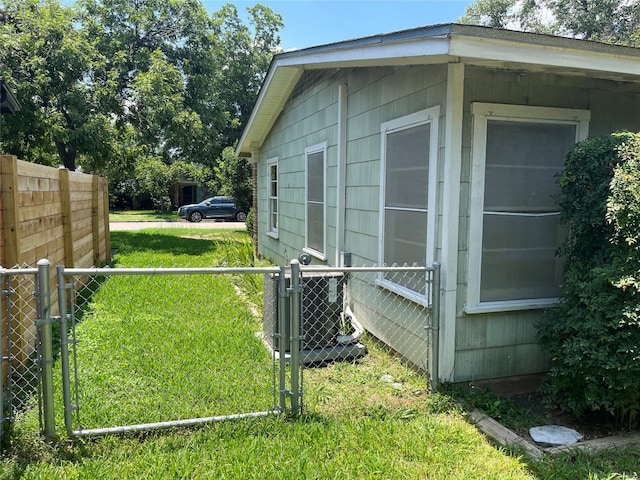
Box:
[189, 211, 203, 223]
[235, 211, 247, 222]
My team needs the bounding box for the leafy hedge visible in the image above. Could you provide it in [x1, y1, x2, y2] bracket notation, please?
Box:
[538, 131, 640, 428]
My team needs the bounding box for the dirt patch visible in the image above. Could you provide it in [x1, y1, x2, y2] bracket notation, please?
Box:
[472, 374, 638, 445]
[507, 391, 624, 443]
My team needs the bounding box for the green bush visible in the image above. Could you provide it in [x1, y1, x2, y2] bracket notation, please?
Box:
[245, 207, 255, 238]
[538, 132, 640, 428]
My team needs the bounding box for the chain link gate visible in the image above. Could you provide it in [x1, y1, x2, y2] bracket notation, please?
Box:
[55, 264, 301, 437]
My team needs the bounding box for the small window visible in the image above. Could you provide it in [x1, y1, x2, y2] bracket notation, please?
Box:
[305, 143, 326, 259]
[267, 158, 278, 238]
[467, 103, 590, 313]
[378, 107, 440, 305]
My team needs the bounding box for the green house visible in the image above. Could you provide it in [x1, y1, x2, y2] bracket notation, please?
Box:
[236, 24, 640, 383]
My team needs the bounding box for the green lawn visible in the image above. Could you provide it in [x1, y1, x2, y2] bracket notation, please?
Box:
[109, 210, 177, 222]
[0, 228, 637, 479]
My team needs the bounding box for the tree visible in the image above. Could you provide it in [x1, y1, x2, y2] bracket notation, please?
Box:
[135, 157, 209, 210]
[79, 0, 218, 165]
[460, 0, 640, 46]
[0, 0, 283, 208]
[459, 0, 517, 28]
[0, 0, 112, 170]
[213, 146, 252, 212]
[210, 4, 283, 150]
[543, 0, 640, 43]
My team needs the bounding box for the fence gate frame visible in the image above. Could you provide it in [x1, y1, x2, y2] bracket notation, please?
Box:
[54, 263, 303, 438]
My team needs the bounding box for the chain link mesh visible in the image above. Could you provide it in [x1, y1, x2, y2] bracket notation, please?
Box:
[1, 266, 39, 423]
[62, 268, 279, 434]
[295, 268, 434, 370]
[264, 266, 438, 415]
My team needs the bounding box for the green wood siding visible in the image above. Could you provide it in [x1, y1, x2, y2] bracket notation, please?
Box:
[257, 70, 341, 263]
[256, 60, 640, 382]
[453, 66, 640, 381]
[343, 65, 447, 265]
[258, 64, 447, 267]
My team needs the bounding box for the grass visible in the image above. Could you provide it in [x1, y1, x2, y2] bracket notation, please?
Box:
[109, 210, 177, 222]
[0, 228, 638, 479]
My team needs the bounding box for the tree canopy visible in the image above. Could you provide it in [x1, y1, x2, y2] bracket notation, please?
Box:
[0, 0, 282, 208]
[460, 0, 640, 46]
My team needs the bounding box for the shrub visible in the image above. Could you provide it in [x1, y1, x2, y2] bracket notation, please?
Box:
[245, 207, 255, 238]
[538, 132, 640, 428]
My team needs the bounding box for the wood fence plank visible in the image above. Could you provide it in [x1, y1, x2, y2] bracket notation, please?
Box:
[59, 168, 74, 267]
[1, 155, 20, 267]
[92, 176, 100, 266]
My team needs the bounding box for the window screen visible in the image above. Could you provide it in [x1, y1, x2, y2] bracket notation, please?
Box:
[383, 123, 430, 292]
[306, 149, 325, 254]
[480, 120, 576, 302]
[268, 162, 278, 233]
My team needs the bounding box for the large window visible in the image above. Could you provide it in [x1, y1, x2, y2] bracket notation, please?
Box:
[467, 103, 590, 313]
[378, 107, 440, 304]
[267, 158, 278, 237]
[305, 143, 326, 259]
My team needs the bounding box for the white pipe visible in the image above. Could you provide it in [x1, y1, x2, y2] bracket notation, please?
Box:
[336, 305, 363, 345]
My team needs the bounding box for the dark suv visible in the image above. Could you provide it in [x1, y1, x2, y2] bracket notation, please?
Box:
[177, 196, 247, 223]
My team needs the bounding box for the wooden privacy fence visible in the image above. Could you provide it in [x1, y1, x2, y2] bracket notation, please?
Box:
[0, 155, 110, 269]
[0, 155, 110, 381]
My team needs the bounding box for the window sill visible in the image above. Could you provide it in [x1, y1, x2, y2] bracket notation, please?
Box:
[303, 247, 326, 262]
[464, 297, 559, 315]
[266, 231, 279, 240]
[374, 278, 431, 308]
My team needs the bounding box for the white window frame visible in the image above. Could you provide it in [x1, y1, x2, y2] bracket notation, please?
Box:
[376, 106, 440, 306]
[304, 142, 327, 260]
[466, 103, 590, 314]
[267, 157, 279, 239]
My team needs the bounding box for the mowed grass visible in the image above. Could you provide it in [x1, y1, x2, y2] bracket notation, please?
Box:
[109, 210, 177, 222]
[0, 228, 573, 479]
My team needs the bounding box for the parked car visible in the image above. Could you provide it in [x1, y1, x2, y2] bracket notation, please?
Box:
[177, 196, 247, 223]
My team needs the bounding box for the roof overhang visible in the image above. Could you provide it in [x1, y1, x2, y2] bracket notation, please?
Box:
[236, 23, 640, 157]
[0, 80, 20, 114]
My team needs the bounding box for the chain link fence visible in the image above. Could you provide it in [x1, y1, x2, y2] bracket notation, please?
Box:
[264, 263, 440, 415]
[0, 260, 439, 442]
[1, 265, 39, 433]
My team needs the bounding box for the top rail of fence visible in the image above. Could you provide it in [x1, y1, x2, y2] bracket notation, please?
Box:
[0, 266, 38, 275]
[61, 266, 282, 276]
[298, 265, 436, 273]
[60, 265, 436, 277]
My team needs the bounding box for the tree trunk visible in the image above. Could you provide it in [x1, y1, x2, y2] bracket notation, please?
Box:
[56, 141, 77, 171]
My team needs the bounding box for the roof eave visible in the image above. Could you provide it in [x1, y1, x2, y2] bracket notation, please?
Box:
[236, 32, 453, 157]
[0, 80, 20, 114]
[236, 23, 640, 157]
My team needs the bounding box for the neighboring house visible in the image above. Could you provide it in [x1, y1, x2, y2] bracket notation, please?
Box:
[172, 182, 212, 207]
[236, 23, 640, 383]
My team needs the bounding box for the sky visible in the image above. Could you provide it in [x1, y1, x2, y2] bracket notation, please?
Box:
[202, 0, 477, 51]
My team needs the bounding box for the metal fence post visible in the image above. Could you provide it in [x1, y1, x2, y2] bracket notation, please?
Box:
[277, 266, 287, 412]
[429, 262, 441, 393]
[36, 259, 56, 439]
[289, 259, 302, 415]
